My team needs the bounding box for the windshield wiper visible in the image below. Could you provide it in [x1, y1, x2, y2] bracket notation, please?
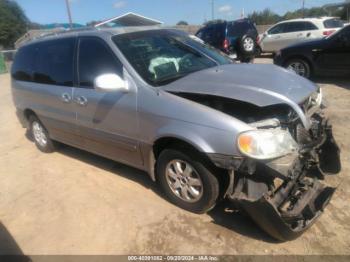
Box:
[154, 72, 191, 86]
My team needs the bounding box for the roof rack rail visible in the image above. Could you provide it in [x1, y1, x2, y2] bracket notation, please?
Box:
[35, 26, 96, 39]
[15, 26, 97, 48]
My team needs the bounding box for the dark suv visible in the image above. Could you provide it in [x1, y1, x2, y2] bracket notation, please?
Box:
[196, 18, 259, 62]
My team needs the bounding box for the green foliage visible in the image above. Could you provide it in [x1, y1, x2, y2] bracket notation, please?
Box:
[248, 8, 282, 25]
[176, 20, 189, 26]
[248, 6, 349, 25]
[0, 52, 7, 74]
[0, 0, 28, 49]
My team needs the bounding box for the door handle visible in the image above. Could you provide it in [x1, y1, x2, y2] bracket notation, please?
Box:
[61, 93, 71, 103]
[75, 96, 88, 106]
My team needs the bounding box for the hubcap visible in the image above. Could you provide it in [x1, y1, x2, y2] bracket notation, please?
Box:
[165, 160, 203, 203]
[243, 38, 254, 51]
[287, 62, 307, 77]
[32, 121, 47, 147]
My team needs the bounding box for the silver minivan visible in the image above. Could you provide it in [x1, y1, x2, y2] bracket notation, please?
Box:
[11, 27, 341, 241]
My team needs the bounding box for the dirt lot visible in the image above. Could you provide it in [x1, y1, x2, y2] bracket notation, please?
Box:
[0, 58, 349, 255]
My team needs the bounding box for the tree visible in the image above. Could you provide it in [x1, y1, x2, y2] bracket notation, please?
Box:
[176, 20, 189, 26]
[248, 8, 281, 25]
[0, 0, 29, 49]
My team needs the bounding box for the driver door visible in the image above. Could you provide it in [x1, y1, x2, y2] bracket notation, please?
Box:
[73, 37, 142, 167]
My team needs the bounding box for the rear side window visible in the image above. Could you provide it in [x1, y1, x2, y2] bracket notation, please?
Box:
[228, 21, 256, 37]
[12, 45, 36, 82]
[268, 24, 286, 35]
[324, 19, 344, 29]
[12, 38, 75, 86]
[284, 22, 307, 33]
[34, 38, 75, 86]
[78, 38, 123, 88]
[304, 22, 318, 30]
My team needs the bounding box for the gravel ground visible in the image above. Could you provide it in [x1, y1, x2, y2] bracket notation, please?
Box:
[0, 58, 349, 255]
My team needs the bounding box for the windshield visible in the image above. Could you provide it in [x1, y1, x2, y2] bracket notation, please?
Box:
[113, 29, 232, 86]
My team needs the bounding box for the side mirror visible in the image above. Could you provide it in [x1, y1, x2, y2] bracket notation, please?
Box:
[94, 74, 128, 93]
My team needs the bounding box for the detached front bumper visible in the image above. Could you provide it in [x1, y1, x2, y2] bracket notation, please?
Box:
[228, 119, 341, 241]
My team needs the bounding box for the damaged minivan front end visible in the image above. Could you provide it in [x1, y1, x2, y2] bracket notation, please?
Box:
[163, 64, 341, 241]
[230, 102, 341, 241]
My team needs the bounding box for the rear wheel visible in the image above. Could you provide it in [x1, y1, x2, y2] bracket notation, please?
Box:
[239, 36, 256, 63]
[285, 58, 311, 78]
[29, 115, 56, 153]
[156, 149, 219, 213]
[241, 36, 256, 54]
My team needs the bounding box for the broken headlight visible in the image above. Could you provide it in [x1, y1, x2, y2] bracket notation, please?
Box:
[237, 129, 298, 160]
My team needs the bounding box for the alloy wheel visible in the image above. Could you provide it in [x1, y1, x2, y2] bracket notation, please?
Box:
[287, 61, 307, 77]
[32, 121, 48, 147]
[243, 38, 255, 52]
[165, 159, 203, 203]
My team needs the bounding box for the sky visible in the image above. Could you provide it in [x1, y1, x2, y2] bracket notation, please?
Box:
[16, 0, 342, 25]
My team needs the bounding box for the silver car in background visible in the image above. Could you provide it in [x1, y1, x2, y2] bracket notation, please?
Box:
[259, 17, 344, 53]
[11, 27, 341, 241]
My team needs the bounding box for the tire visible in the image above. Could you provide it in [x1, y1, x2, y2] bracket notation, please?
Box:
[240, 57, 254, 63]
[239, 35, 256, 56]
[28, 115, 56, 153]
[255, 46, 262, 57]
[285, 58, 311, 79]
[156, 149, 219, 214]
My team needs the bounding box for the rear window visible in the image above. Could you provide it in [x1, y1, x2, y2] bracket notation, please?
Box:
[324, 19, 344, 29]
[12, 45, 36, 82]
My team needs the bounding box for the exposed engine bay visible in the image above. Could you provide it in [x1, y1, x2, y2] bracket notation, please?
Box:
[174, 91, 342, 241]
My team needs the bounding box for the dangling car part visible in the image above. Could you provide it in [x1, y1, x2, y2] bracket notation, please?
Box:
[228, 117, 340, 240]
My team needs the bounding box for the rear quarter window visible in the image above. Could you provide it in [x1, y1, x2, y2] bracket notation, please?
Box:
[12, 38, 75, 86]
[12, 45, 36, 82]
[324, 19, 344, 29]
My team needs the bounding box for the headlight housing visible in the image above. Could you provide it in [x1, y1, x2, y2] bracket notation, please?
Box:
[237, 129, 298, 160]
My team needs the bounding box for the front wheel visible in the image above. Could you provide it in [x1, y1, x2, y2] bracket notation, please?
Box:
[285, 58, 311, 79]
[156, 149, 219, 213]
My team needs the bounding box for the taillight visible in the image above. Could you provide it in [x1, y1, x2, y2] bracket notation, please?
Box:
[256, 35, 260, 43]
[223, 38, 229, 50]
[323, 30, 336, 36]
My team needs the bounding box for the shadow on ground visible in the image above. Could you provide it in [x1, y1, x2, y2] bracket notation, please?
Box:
[55, 144, 277, 243]
[0, 222, 31, 261]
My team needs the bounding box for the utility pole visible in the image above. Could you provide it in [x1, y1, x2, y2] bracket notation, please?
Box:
[211, 0, 214, 20]
[65, 0, 73, 29]
[302, 0, 305, 18]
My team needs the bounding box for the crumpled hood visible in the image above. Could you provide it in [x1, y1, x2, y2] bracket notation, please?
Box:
[161, 63, 318, 107]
